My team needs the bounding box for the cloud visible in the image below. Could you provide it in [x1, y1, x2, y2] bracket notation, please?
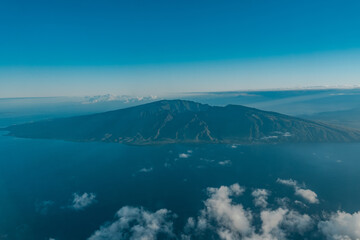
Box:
[277, 178, 319, 204]
[294, 200, 308, 208]
[318, 211, 360, 240]
[283, 132, 292, 137]
[139, 167, 153, 173]
[282, 210, 313, 234]
[82, 94, 158, 104]
[198, 183, 253, 239]
[258, 208, 288, 239]
[35, 200, 55, 215]
[179, 150, 193, 159]
[85, 182, 358, 240]
[183, 183, 315, 240]
[71, 192, 96, 210]
[294, 188, 319, 204]
[255, 208, 313, 240]
[179, 153, 190, 158]
[252, 189, 270, 208]
[276, 178, 298, 187]
[88, 206, 176, 240]
[182, 184, 252, 239]
[218, 160, 232, 166]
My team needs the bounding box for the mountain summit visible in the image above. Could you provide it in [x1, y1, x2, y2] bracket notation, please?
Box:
[3, 100, 360, 145]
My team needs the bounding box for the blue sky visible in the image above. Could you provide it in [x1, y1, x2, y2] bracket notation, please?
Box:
[1, 0, 360, 97]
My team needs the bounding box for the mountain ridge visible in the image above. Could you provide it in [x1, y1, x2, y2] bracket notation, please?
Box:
[3, 100, 360, 145]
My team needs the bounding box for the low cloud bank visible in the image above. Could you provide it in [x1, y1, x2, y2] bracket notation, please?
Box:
[87, 180, 359, 240]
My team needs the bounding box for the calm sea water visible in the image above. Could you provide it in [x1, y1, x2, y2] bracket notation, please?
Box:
[1, 132, 360, 239]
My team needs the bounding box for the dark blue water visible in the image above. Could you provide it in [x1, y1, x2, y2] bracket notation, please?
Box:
[1, 132, 360, 239]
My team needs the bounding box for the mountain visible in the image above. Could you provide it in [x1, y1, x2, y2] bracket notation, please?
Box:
[300, 107, 360, 130]
[2, 100, 360, 145]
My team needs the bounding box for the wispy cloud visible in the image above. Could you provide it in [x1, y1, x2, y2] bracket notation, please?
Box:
[35, 200, 55, 215]
[71, 192, 96, 210]
[218, 160, 232, 166]
[82, 94, 158, 104]
[139, 167, 153, 173]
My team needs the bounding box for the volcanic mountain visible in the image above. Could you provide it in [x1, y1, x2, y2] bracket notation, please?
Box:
[3, 100, 360, 145]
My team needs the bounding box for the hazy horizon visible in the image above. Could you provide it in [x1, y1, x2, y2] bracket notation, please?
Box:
[2, 1, 360, 98]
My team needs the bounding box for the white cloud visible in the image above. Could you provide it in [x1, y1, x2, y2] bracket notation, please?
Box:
[139, 167, 153, 173]
[282, 210, 313, 234]
[183, 183, 252, 240]
[294, 200, 308, 208]
[179, 153, 190, 158]
[184, 183, 314, 240]
[258, 208, 288, 239]
[276, 178, 298, 187]
[218, 160, 232, 166]
[261, 136, 278, 140]
[318, 211, 360, 240]
[88, 206, 175, 240]
[82, 94, 158, 104]
[277, 178, 319, 204]
[252, 208, 313, 240]
[71, 192, 96, 210]
[203, 184, 253, 239]
[294, 188, 319, 204]
[283, 132, 292, 137]
[252, 189, 270, 208]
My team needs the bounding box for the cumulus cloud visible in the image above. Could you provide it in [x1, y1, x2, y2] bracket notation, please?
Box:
[294, 188, 319, 204]
[197, 183, 253, 239]
[182, 183, 314, 240]
[277, 178, 319, 204]
[318, 211, 360, 240]
[252, 189, 270, 208]
[71, 192, 96, 210]
[282, 210, 313, 234]
[86, 182, 359, 240]
[258, 208, 288, 239]
[88, 206, 176, 240]
[254, 208, 313, 240]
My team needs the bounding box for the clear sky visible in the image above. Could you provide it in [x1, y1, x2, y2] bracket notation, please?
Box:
[1, 0, 360, 97]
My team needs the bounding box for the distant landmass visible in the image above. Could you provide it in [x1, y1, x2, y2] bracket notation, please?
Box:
[2, 100, 360, 145]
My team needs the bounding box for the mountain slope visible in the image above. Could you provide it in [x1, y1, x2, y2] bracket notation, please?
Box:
[3, 100, 360, 145]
